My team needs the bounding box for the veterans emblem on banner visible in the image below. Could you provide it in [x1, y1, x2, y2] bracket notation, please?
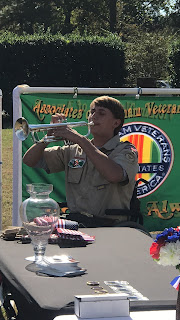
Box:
[120, 122, 174, 198]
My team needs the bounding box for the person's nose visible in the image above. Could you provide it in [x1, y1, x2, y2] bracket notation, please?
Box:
[91, 111, 98, 121]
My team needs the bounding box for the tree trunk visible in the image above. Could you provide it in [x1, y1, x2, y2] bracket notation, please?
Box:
[109, 0, 117, 33]
[63, 9, 72, 34]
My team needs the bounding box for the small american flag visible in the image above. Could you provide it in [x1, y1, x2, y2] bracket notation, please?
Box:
[57, 228, 95, 243]
[34, 216, 57, 226]
[33, 217, 78, 230]
[55, 219, 78, 230]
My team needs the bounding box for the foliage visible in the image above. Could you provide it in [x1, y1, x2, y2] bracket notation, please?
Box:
[0, 0, 179, 115]
[169, 40, 180, 87]
[0, 31, 126, 117]
[124, 30, 175, 87]
[116, 0, 173, 38]
[0, 0, 108, 35]
[166, 1, 180, 34]
[0, 0, 174, 36]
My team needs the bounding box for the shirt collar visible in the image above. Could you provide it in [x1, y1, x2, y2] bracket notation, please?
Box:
[99, 135, 120, 151]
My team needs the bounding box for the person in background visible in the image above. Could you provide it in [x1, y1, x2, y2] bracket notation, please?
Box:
[23, 96, 138, 227]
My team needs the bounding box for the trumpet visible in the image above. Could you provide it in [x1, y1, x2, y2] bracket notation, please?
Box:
[15, 117, 94, 144]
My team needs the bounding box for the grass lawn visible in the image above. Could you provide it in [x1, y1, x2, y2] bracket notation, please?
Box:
[2, 128, 13, 230]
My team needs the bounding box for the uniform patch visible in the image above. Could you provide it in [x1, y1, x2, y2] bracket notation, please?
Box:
[125, 152, 135, 162]
[68, 158, 85, 168]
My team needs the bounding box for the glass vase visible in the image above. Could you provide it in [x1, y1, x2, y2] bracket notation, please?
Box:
[20, 183, 59, 271]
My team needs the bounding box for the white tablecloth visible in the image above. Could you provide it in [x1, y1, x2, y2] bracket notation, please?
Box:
[54, 310, 176, 320]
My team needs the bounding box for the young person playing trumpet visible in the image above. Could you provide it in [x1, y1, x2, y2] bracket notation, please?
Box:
[23, 96, 138, 227]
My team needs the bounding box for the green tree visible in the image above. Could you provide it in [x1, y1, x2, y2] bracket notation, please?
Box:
[166, 0, 180, 33]
[124, 30, 174, 86]
[0, 0, 60, 34]
[116, 0, 173, 39]
[0, 0, 174, 35]
[53, 0, 83, 34]
[70, 0, 173, 35]
[0, 0, 107, 34]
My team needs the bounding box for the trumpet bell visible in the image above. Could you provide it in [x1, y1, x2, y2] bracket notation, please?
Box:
[15, 117, 30, 141]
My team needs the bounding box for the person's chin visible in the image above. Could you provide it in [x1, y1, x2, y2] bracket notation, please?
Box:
[90, 126, 98, 133]
[90, 123, 97, 128]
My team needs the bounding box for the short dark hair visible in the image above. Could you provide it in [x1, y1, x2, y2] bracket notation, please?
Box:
[90, 96, 125, 135]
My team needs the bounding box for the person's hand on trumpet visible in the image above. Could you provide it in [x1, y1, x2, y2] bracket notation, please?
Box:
[48, 113, 83, 145]
[51, 113, 67, 124]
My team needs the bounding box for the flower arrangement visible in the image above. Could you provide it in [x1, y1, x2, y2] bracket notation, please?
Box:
[150, 227, 180, 290]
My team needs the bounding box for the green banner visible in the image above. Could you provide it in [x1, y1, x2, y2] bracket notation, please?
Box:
[21, 93, 180, 232]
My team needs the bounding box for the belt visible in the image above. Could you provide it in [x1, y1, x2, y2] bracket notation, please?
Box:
[66, 211, 128, 228]
[80, 211, 128, 222]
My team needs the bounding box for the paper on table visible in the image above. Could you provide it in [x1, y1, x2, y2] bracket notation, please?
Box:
[36, 255, 87, 277]
[37, 268, 86, 277]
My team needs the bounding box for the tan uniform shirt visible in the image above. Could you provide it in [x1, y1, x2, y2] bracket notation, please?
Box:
[43, 135, 138, 218]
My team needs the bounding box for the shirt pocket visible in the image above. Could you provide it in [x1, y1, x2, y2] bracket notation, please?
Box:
[91, 172, 110, 188]
[67, 167, 84, 184]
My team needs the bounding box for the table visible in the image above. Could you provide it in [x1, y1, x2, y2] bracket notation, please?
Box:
[0, 227, 177, 320]
[54, 310, 176, 320]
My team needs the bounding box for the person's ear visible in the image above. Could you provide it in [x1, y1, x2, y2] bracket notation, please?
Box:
[113, 119, 121, 129]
